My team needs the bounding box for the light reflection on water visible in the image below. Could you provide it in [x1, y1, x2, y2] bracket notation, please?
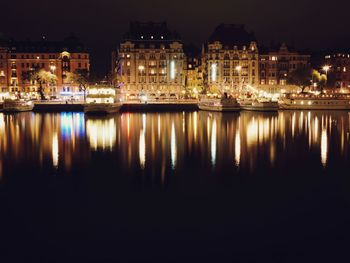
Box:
[86, 117, 116, 151]
[0, 111, 349, 179]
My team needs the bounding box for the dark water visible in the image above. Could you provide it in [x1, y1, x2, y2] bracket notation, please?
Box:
[1, 111, 350, 262]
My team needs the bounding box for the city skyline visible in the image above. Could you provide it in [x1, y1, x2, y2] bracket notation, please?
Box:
[2, 0, 350, 76]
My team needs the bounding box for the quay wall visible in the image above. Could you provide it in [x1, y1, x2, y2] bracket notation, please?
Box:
[31, 102, 199, 112]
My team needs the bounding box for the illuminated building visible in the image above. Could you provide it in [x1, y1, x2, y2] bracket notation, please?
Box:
[0, 35, 90, 100]
[113, 22, 186, 99]
[86, 85, 116, 104]
[324, 52, 350, 90]
[183, 44, 202, 97]
[259, 43, 310, 86]
[202, 24, 259, 93]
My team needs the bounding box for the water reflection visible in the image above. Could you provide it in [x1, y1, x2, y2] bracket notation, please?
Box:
[171, 122, 177, 169]
[211, 118, 217, 167]
[321, 128, 328, 167]
[52, 131, 58, 168]
[0, 111, 349, 180]
[139, 128, 146, 169]
[234, 128, 241, 167]
[86, 117, 116, 151]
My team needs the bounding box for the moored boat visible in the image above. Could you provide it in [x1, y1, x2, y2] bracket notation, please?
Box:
[83, 84, 122, 114]
[83, 103, 122, 114]
[198, 95, 240, 112]
[279, 93, 350, 110]
[3, 99, 34, 112]
[239, 98, 279, 112]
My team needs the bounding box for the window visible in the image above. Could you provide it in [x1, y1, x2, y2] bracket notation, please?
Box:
[78, 63, 81, 68]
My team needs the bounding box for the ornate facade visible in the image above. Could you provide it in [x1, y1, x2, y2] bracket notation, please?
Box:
[0, 35, 90, 100]
[259, 43, 310, 86]
[114, 22, 186, 99]
[324, 52, 350, 89]
[202, 24, 259, 94]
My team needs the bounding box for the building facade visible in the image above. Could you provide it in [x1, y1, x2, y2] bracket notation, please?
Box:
[324, 52, 350, 89]
[183, 44, 202, 97]
[114, 22, 186, 99]
[259, 43, 310, 86]
[0, 35, 90, 100]
[202, 24, 259, 94]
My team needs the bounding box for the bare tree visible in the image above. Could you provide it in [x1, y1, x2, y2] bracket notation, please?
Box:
[66, 69, 89, 102]
[22, 67, 57, 100]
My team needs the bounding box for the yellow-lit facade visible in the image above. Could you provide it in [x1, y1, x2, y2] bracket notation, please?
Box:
[86, 85, 116, 104]
[114, 22, 186, 99]
[0, 36, 90, 100]
[202, 24, 259, 94]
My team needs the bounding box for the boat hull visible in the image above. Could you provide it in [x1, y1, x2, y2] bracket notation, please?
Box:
[3, 105, 34, 112]
[83, 103, 122, 114]
[240, 104, 279, 112]
[198, 104, 240, 112]
[279, 104, 350, 110]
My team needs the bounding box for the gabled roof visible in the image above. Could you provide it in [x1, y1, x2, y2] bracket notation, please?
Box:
[208, 24, 256, 47]
[259, 43, 310, 55]
[123, 21, 181, 42]
[7, 34, 88, 53]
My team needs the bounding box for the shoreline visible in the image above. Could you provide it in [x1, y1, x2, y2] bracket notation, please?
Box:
[31, 102, 200, 112]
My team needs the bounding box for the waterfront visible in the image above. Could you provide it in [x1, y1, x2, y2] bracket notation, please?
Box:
[1, 111, 350, 261]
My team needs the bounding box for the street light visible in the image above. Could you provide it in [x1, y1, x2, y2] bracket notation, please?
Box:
[323, 65, 330, 75]
[322, 65, 331, 88]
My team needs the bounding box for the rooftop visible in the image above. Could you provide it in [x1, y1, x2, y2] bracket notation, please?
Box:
[5, 34, 88, 53]
[122, 21, 181, 42]
[208, 24, 256, 47]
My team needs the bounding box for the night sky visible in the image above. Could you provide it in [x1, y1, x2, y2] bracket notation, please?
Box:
[2, 0, 350, 77]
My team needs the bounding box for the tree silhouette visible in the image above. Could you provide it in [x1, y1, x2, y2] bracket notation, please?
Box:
[22, 67, 57, 100]
[65, 69, 89, 102]
[287, 66, 313, 93]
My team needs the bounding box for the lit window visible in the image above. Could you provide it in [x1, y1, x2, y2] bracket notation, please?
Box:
[343, 67, 347, 72]
[211, 63, 217, 82]
[127, 61, 131, 66]
[170, 61, 176, 79]
[126, 54, 130, 58]
[161, 36, 164, 39]
[151, 36, 154, 39]
[141, 36, 144, 39]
